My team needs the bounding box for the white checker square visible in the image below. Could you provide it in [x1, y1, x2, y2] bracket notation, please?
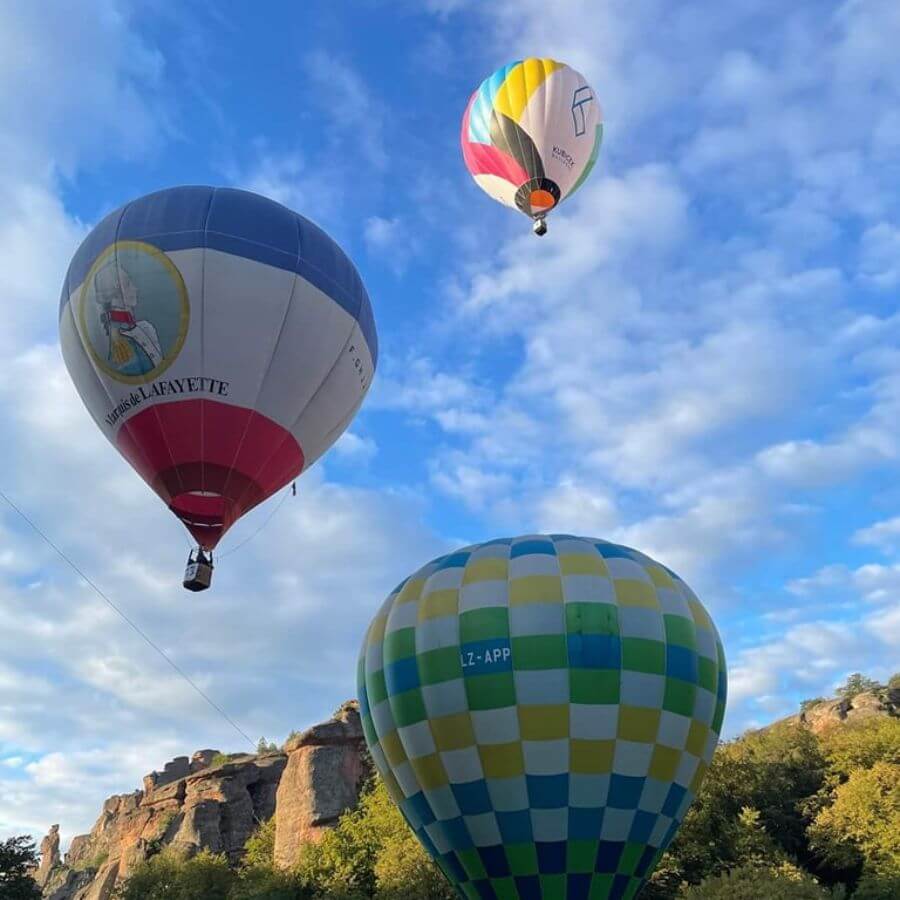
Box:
[514, 669, 569, 705]
[522, 739, 569, 776]
[364, 641, 383, 673]
[606, 558, 652, 582]
[531, 807, 568, 841]
[424, 784, 461, 821]
[618, 606, 665, 641]
[465, 812, 502, 846]
[440, 746, 484, 783]
[470, 541, 511, 561]
[657, 711, 692, 750]
[649, 814, 673, 847]
[509, 553, 560, 578]
[486, 775, 529, 811]
[570, 703, 619, 740]
[562, 575, 615, 604]
[675, 753, 700, 788]
[422, 679, 469, 719]
[620, 671, 665, 709]
[425, 566, 465, 593]
[695, 627, 716, 660]
[371, 699, 395, 737]
[393, 760, 420, 798]
[425, 820, 451, 854]
[398, 720, 436, 759]
[637, 777, 671, 814]
[471, 707, 520, 744]
[569, 773, 610, 808]
[385, 601, 418, 632]
[600, 808, 635, 841]
[657, 587, 690, 617]
[460, 580, 509, 612]
[676, 788, 695, 820]
[693, 688, 715, 723]
[416, 616, 458, 653]
[703, 730, 720, 763]
[613, 740, 654, 777]
[509, 602, 564, 637]
[553, 538, 594, 556]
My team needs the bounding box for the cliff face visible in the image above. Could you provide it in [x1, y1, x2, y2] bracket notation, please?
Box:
[783, 688, 898, 734]
[38, 702, 368, 900]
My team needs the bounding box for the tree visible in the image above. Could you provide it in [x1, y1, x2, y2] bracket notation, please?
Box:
[257, 738, 279, 755]
[679, 861, 843, 899]
[0, 835, 42, 900]
[243, 819, 277, 870]
[114, 849, 234, 900]
[835, 674, 882, 702]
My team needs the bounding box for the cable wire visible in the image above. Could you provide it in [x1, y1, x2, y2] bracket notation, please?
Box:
[216, 486, 292, 560]
[0, 487, 256, 750]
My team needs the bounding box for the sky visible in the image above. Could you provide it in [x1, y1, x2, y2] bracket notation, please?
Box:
[0, 0, 899, 847]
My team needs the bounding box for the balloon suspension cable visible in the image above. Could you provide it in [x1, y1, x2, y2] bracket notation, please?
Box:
[0, 486, 256, 751]
[217, 485, 293, 561]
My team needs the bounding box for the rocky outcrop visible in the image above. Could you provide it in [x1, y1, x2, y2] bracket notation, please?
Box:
[274, 700, 371, 869]
[791, 690, 897, 734]
[39, 703, 368, 899]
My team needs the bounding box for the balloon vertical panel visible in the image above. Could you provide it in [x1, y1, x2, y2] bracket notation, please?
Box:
[358, 535, 727, 900]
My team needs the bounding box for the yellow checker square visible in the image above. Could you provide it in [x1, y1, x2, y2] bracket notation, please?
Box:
[367, 615, 387, 646]
[686, 719, 708, 757]
[463, 558, 509, 584]
[518, 704, 569, 741]
[648, 744, 681, 782]
[396, 577, 427, 605]
[418, 589, 459, 621]
[479, 741, 525, 778]
[430, 712, 475, 752]
[618, 706, 661, 744]
[409, 753, 450, 791]
[558, 553, 609, 577]
[570, 739, 615, 774]
[647, 565, 676, 589]
[509, 576, 564, 606]
[614, 580, 660, 609]
[380, 729, 408, 767]
[382, 768, 405, 806]
[688, 597, 712, 630]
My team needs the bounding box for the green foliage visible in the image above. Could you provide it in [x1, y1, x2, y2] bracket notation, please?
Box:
[836, 673, 883, 702]
[114, 849, 234, 900]
[0, 835, 41, 900]
[801, 697, 828, 713]
[257, 737, 280, 754]
[210, 753, 232, 768]
[72, 849, 109, 872]
[818, 715, 900, 780]
[243, 819, 277, 870]
[679, 861, 843, 899]
[230, 866, 307, 900]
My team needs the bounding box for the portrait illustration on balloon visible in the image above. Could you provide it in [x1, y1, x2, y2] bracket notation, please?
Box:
[59, 186, 378, 591]
[359, 536, 727, 900]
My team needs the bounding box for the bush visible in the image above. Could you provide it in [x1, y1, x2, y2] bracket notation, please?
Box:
[243, 819, 277, 869]
[114, 849, 234, 900]
[835, 674, 883, 702]
[0, 835, 41, 900]
[679, 861, 843, 899]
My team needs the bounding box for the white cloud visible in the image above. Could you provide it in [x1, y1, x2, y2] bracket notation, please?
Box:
[332, 431, 377, 464]
[859, 223, 900, 288]
[854, 516, 900, 553]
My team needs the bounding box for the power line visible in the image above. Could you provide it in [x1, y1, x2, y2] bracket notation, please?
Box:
[0, 488, 256, 750]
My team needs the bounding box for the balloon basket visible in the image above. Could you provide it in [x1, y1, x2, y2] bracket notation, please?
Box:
[184, 548, 214, 592]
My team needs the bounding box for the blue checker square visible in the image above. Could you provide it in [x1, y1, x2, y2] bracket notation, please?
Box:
[662, 782, 687, 818]
[635, 844, 658, 877]
[595, 543, 640, 560]
[473, 879, 498, 899]
[384, 656, 419, 695]
[511, 539, 557, 557]
[441, 851, 467, 882]
[568, 806, 604, 840]
[435, 551, 472, 570]
[628, 809, 658, 844]
[404, 791, 436, 829]
[452, 779, 494, 816]
[440, 816, 475, 852]
[608, 774, 645, 809]
[568, 634, 620, 669]
[478, 844, 510, 878]
[595, 840, 625, 873]
[526, 773, 569, 808]
[666, 644, 698, 682]
[536, 840, 567, 874]
[416, 826, 438, 859]
[567, 873, 592, 900]
[610, 874, 632, 900]
[496, 809, 533, 843]
[514, 874, 542, 899]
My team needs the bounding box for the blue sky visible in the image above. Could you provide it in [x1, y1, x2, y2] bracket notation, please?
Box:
[1, 0, 899, 845]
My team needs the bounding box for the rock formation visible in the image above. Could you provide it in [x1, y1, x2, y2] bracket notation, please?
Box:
[785, 689, 898, 734]
[38, 702, 368, 899]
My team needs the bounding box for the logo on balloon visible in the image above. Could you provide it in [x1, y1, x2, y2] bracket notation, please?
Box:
[571, 85, 594, 137]
[78, 241, 190, 384]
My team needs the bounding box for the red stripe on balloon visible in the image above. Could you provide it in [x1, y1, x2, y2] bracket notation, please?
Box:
[116, 399, 304, 549]
[461, 92, 529, 186]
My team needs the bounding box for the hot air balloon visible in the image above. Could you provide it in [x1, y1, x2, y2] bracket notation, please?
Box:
[461, 59, 603, 236]
[358, 535, 727, 900]
[59, 186, 377, 590]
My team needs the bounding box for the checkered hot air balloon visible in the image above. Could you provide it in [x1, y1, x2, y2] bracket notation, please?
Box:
[358, 535, 727, 900]
[59, 187, 377, 586]
[461, 60, 603, 236]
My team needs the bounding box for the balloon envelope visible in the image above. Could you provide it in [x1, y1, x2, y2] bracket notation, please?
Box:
[461, 59, 602, 226]
[358, 535, 727, 900]
[60, 186, 377, 549]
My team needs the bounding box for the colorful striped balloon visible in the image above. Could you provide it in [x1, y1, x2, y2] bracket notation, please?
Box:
[359, 535, 727, 900]
[59, 186, 377, 552]
[461, 60, 603, 235]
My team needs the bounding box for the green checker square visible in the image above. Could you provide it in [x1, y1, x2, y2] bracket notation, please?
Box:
[716, 639, 726, 669]
[511, 634, 567, 670]
[664, 614, 696, 649]
[567, 839, 599, 873]
[622, 637, 665, 675]
[566, 602, 619, 635]
[390, 688, 427, 727]
[618, 841, 645, 876]
[506, 842, 539, 876]
[365, 668, 388, 706]
[712, 699, 726, 734]
[663, 677, 696, 717]
[539, 874, 566, 899]
[465, 672, 517, 710]
[382, 627, 416, 664]
[418, 646, 462, 686]
[460, 606, 509, 643]
[618, 706, 661, 743]
[570, 669, 620, 705]
[457, 847, 487, 880]
[490, 877, 519, 900]
[590, 874, 615, 899]
[623, 878, 642, 900]
[461, 883, 480, 900]
[697, 656, 717, 693]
